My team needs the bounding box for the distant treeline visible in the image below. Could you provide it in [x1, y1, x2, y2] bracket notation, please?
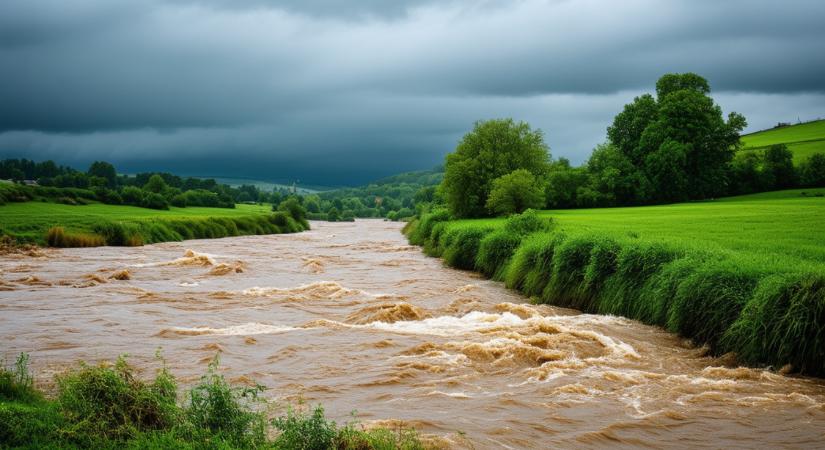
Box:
[286, 169, 443, 222]
[0, 159, 298, 210]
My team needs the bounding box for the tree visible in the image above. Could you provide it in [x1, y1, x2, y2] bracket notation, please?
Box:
[544, 165, 590, 209]
[607, 73, 746, 202]
[485, 169, 545, 216]
[442, 118, 550, 217]
[143, 174, 168, 194]
[88, 161, 117, 187]
[800, 153, 825, 187]
[763, 144, 796, 189]
[586, 143, 648, 205]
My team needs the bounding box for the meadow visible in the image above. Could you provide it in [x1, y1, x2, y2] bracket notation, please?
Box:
[405, 187, 825, 375]
[0, 201, 307, 247]
[740, 119, 825, 162]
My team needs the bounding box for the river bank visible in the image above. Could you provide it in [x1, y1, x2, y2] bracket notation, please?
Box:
[2, 220, 824, 448]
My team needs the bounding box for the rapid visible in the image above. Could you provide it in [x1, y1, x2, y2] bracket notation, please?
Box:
[1, 220, 824, 449]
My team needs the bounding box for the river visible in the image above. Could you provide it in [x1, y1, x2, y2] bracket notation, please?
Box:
[1, 220, 823, 448]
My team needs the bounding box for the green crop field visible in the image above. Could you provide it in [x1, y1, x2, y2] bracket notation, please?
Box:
[0, 201, 309, 246]
[407, 187, 825, 375]
[740, 119, 825, 162]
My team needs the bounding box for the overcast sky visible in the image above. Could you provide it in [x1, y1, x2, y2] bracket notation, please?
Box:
[1, 0, 824, 185]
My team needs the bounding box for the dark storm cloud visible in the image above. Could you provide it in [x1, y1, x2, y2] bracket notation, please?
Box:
[1, 0, 824, 184]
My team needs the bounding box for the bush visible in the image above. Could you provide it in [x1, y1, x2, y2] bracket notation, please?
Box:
[57, 357, 179, 441]
[46, 226, 106, 247]
[441, 226, 493, 270]
[184, 358, 266, 447]
[140, 192, 170, 210]
[504, 209, 554, 236]
[485, 169, 545, 215]
[475, 230, 522, 280]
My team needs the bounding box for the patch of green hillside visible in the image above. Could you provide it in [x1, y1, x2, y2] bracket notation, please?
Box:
[741, 120, 825, 162]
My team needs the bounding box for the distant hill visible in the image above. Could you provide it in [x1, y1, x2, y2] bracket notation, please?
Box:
[740, 119, 825, 162]
[369, 168, 444, 187]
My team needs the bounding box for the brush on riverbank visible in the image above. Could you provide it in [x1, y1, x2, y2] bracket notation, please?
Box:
[404, 188, 825, 376]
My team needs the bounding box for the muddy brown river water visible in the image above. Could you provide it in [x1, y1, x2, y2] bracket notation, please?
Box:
[1, 220, 824, 448]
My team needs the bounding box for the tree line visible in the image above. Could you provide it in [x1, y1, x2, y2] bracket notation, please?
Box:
[436, 73, 825, 218]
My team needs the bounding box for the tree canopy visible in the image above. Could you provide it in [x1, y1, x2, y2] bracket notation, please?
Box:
[441, 118, 550, 218]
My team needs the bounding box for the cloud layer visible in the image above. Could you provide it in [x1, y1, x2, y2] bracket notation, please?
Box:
[1, 0, 824, 184]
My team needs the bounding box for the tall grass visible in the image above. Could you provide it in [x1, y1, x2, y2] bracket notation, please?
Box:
[41, 213, 309, 248]
[406, 209, 825, 376]
[0, 353, 425, 449]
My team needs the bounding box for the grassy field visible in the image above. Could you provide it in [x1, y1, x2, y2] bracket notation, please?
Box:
[740, 119, 825, 162]
[450, 188, 825, 270]
[0, 201, 306, 246]
[406, 187, 825, 375]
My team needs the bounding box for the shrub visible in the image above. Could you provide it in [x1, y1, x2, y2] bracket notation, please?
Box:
[475, 230, 522, 280]
[0, 354, 39, 404]
[140, 192, 170, 210]
[442, 226, 493, 270]
[56, 357, 179, 441]
[92, 222, 143, 246]
[184, 358, 266, 447]
[46, 226, 106, 247]
[486, 169, 545, 215]
[503, 209, 554, 236]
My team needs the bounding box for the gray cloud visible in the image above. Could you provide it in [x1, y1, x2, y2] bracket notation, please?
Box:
[1, 0, 823, 184]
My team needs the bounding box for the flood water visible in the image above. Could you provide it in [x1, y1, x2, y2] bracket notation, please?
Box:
[1, 220, 824, 448]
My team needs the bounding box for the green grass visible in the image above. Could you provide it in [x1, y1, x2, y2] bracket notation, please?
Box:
[406, 188, 825, 376]
[0, 202, 307, 246]
[740, 119, 825, 162]
[0, 354, 426, 449]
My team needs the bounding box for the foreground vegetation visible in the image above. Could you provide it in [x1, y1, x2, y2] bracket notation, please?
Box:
[0, 354, 425, 449]
[0, 201, 308, 247]
[406, 188, 825, 376]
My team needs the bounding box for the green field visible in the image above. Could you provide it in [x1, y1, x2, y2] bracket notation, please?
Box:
[740, 119, 825, 162]
[449, 188, 825, 270]
[406, 187, 825, 375]
[0, 201, 306, 246]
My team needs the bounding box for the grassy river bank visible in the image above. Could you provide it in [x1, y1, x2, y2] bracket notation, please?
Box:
[404, 188, 825, 376]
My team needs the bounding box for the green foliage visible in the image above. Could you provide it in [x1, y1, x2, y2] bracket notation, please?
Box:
[143, 174, 169, 194]
[763, 144, 797, 189]
[442, 118, 550, 218]
[800, 153, 825, 187]
[485, 169, 545, 215]
[607, 73, 746, 203]
[503, 209, 553, 236]
[184, 357, 266, 447]
[272, 405, 337, 450]
[87, 161, 117, 187]
[0, 355, 424, 449]
[475, 230, 522, 280]
[0, 353, 39, 404]
[56, 357, 179, 442]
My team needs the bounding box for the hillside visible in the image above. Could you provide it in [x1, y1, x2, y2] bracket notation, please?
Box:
[740, 119, 825, 162]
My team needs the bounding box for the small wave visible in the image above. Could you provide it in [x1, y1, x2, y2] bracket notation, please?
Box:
[156, 322, 298, 337]
[207, 262, 245, 276]
[108, 269, 131, 280]
[301, 258, 325, 274]
[241, 281, 363, 300]
[346, 302, 428, 324]
[137, 249, 216, 268]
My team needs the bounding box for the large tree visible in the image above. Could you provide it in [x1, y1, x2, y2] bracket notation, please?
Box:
[441, 118, 550, 217]
[607, 73, 746, 202]
[87, 161, 117, 187]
